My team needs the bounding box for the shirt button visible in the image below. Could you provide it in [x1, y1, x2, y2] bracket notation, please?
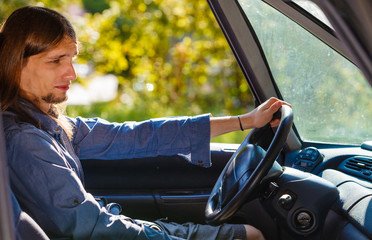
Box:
[54, 126, 60, 132]
[74, 199, 79, 204]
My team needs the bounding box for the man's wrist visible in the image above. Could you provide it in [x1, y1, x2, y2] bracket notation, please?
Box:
[237, 115, 244, 131]
[239, 113, 255, 130]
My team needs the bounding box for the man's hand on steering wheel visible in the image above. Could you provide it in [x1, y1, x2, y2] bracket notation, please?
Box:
[240, 97, 292, 129]
[205, 100, 293, 225]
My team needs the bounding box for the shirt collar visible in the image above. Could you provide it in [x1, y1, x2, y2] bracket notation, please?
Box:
[16, 99, 61, 135]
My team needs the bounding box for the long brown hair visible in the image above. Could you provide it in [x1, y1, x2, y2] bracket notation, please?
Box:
[0, 6, 76, 136]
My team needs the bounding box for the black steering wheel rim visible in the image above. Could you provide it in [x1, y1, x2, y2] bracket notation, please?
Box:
[205, 105, 293, 224]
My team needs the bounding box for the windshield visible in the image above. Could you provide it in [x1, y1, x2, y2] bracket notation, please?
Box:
[237, 0, 372, 145]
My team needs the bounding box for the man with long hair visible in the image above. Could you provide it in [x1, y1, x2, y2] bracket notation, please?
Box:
[1, 6, 288, 240]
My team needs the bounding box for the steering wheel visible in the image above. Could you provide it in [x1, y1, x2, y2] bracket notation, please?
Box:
[205, 105, 293, 224]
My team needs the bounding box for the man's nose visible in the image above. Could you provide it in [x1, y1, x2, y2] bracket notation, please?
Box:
[64, 62, 77, 81]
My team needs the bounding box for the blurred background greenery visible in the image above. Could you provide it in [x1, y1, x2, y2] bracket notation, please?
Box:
[1, 0, 255, 143]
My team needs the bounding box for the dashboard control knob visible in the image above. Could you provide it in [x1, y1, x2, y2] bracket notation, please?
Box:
[278, 193, 294, 210]
[296, 211, 312, 228]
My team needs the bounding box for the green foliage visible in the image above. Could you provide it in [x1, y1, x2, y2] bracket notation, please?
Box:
[0, 0, 31, 23]
[71, 0, 253, 143]
[74, 0, 252, 114]
[82, 0, 109, 13]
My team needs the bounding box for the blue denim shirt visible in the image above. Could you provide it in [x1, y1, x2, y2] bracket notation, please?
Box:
[3, 101, 211, 239]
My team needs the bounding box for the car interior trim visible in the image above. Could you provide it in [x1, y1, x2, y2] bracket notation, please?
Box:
[0, 112, 16, 240]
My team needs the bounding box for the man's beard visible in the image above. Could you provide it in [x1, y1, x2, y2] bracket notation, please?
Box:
[41, 93, 67, 118]
[41, 93, 67, 104]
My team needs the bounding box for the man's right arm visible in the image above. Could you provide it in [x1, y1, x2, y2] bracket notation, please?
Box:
[70, 115, 212, 167]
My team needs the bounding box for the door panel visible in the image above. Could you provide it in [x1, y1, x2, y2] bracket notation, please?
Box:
[81, 143, 238, 222]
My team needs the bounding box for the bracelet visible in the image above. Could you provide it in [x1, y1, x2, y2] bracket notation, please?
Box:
[237, 115, 244, 131]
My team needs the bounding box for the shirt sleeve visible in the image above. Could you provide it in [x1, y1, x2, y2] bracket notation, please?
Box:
[70, 114, 212, 167]
[6, 128, 178, 239]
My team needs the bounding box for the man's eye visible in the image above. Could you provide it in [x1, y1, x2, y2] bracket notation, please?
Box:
[50, 59, 60, 64]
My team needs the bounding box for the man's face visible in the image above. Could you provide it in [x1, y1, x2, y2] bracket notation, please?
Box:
[20, 37, 78, 112]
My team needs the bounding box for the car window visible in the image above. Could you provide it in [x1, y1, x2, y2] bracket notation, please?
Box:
[237, 0, 372, 145]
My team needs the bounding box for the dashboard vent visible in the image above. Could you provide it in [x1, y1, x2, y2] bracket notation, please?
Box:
[345, 157, 372, 171]
[339, 156, 372, 180]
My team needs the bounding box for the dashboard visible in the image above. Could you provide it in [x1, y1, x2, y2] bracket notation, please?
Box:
[283, 144, 372, 239]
